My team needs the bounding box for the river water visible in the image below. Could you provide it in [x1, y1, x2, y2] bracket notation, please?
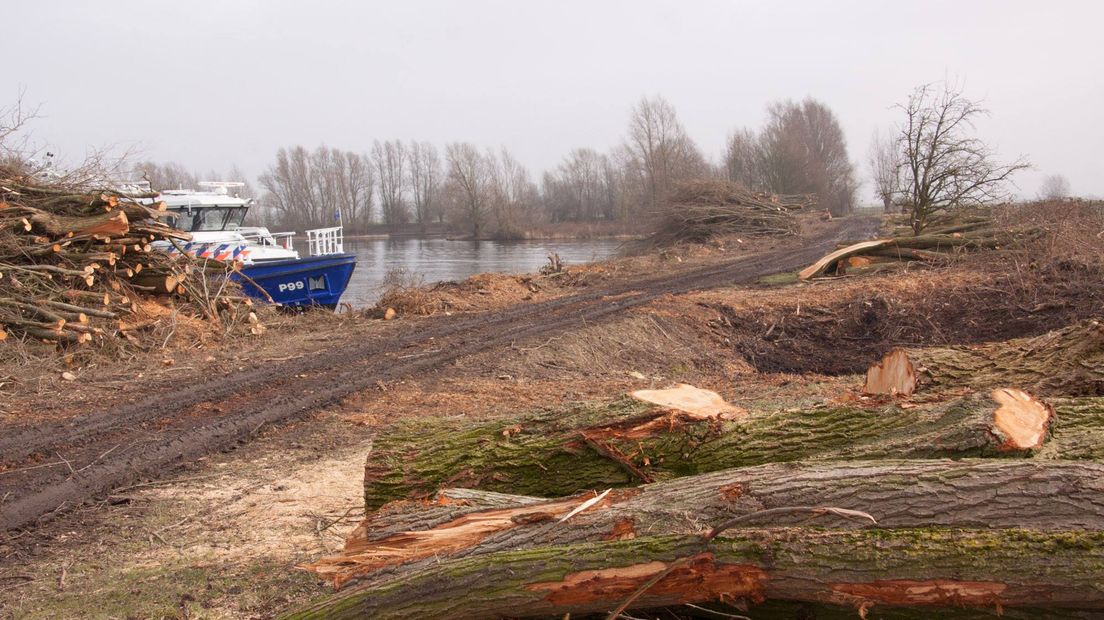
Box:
[304, 237, 626, 307]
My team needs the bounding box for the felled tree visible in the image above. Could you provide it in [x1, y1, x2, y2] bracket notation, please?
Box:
[896, 82, 1029, 234]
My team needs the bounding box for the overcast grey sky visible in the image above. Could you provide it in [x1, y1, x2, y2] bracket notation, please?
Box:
[8, 0, 1103, 199]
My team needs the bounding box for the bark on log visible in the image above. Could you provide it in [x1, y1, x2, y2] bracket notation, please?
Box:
[290, 528, 1104, 619]
[363, 390, 1056, 510]
[865, 320, 1104, 397]
[317, 459, 1104, 589]
[26, 208, 129, 238]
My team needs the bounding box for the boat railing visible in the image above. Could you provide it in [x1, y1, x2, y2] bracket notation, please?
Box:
[269, 232, 296, 250]
[306, 226, 344, 256]
[240, 230, 296, 250]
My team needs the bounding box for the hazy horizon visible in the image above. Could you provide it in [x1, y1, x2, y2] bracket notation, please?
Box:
[8, 0, 1103, 200]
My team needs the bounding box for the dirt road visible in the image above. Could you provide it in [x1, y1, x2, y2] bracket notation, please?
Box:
[0, 217, 876, 531]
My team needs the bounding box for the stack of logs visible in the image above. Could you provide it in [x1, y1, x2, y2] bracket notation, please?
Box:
[0, 169, 257, 346]
[799, 211, 1038, 279]
[647, 180, 814, 246]
[293, 320, 1104, 618]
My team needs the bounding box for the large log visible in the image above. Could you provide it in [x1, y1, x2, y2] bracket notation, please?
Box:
[864, 320, 1104, 397]
[315, 459, 1104, 589]
[291, 528, 1104, 619]
[26, 208, 129, 238]
[363, 389, 1056, 509]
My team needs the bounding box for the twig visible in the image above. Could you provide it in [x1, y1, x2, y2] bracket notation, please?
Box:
[76, 443, 120, 473]
[605, 556, 693, 620]
[682, 603, 751, 619]
[57, 560, 74, 590]
[0, 460, 66, 476]
[56, 452, 76, 476]
[558, 489, 611, 523]
[111, 473, 227, 493]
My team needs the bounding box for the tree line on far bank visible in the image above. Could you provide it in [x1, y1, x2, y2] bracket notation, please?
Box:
[135, 94, 858, 238]
[136, 82, 1050, 238]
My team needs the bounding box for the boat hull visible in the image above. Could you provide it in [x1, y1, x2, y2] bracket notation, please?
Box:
[234, 253, 357, 308]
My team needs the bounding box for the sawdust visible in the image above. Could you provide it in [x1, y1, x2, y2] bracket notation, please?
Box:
[141, 444, 369, 561]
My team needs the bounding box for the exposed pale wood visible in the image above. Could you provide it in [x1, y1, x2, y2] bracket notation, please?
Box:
[798, 239, 892, 279]
[863, 348, 917, 396]
[629, 383, 746, 419]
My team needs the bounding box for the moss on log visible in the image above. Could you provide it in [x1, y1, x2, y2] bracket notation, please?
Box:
[317, 460, 1104, 588]
[909, 320, 1104, 397]
[364, 390, 1062, 510]
[287, 529, 1104, 619]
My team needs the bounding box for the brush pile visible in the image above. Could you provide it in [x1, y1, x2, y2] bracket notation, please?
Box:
[0, 168, 259, 348]
[646, 180, 814, 246]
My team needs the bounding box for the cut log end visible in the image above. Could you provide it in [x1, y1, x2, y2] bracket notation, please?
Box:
[990, 388, 1053, 450]
[862, 349, 917, 397]
[629, 384, 746, 420]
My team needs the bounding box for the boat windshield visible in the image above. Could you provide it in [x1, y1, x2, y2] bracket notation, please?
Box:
[171, 206, 248, 232]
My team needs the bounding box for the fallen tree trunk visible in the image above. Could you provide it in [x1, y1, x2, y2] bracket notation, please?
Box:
[363, 389, 1055, 509]
[798, 230, 1022, 279]
[798, 240, 893, 279]
[863, 320, 1104, 397]
[314, 459, 1104, 589]
[291, 528, 1104, 619]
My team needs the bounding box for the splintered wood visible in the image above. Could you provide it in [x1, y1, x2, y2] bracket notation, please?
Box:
[799, 240, 893, 280]
[629, 383, 746, 419]
[990, 387, 1053, 450]
[863, 349, 917, 396]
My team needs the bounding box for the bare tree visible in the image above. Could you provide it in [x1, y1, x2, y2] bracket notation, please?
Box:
[0, 89, 40, 161]
[1038, 174, 1071, 201]
[757, 98, 857, 215]
[543, 148, 610, 222]
[723, 128, 761, 189]
[260, 145, 374, 232]
[896, 82, 1029, 234]
[372, 140, 408, 226]
[333, 150, 375, 227]
[135, 161, 199, 191]
[869, 129, 900, 212]
[486, 147, 538, 237]
[445, 142, 489, 238]
[407, 141, 442, 225]
[624, 95, 706, 211]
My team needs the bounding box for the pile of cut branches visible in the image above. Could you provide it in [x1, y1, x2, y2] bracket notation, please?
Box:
[645, 180, 813, 246]
[0, 167, 259, 348]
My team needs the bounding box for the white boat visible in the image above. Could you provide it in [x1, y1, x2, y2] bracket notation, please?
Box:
[152, 182, 357, 307]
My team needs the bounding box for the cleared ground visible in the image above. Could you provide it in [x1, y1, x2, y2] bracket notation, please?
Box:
[3, 212, 1101, 618]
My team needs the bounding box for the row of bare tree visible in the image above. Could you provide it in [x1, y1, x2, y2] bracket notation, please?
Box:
[131, 84, 1045, 238]
[132, 95, 840, 237]
[249, 95, 713, 237]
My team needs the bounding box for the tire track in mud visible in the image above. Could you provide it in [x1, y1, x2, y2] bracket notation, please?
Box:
[0, 218, 875, 530]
